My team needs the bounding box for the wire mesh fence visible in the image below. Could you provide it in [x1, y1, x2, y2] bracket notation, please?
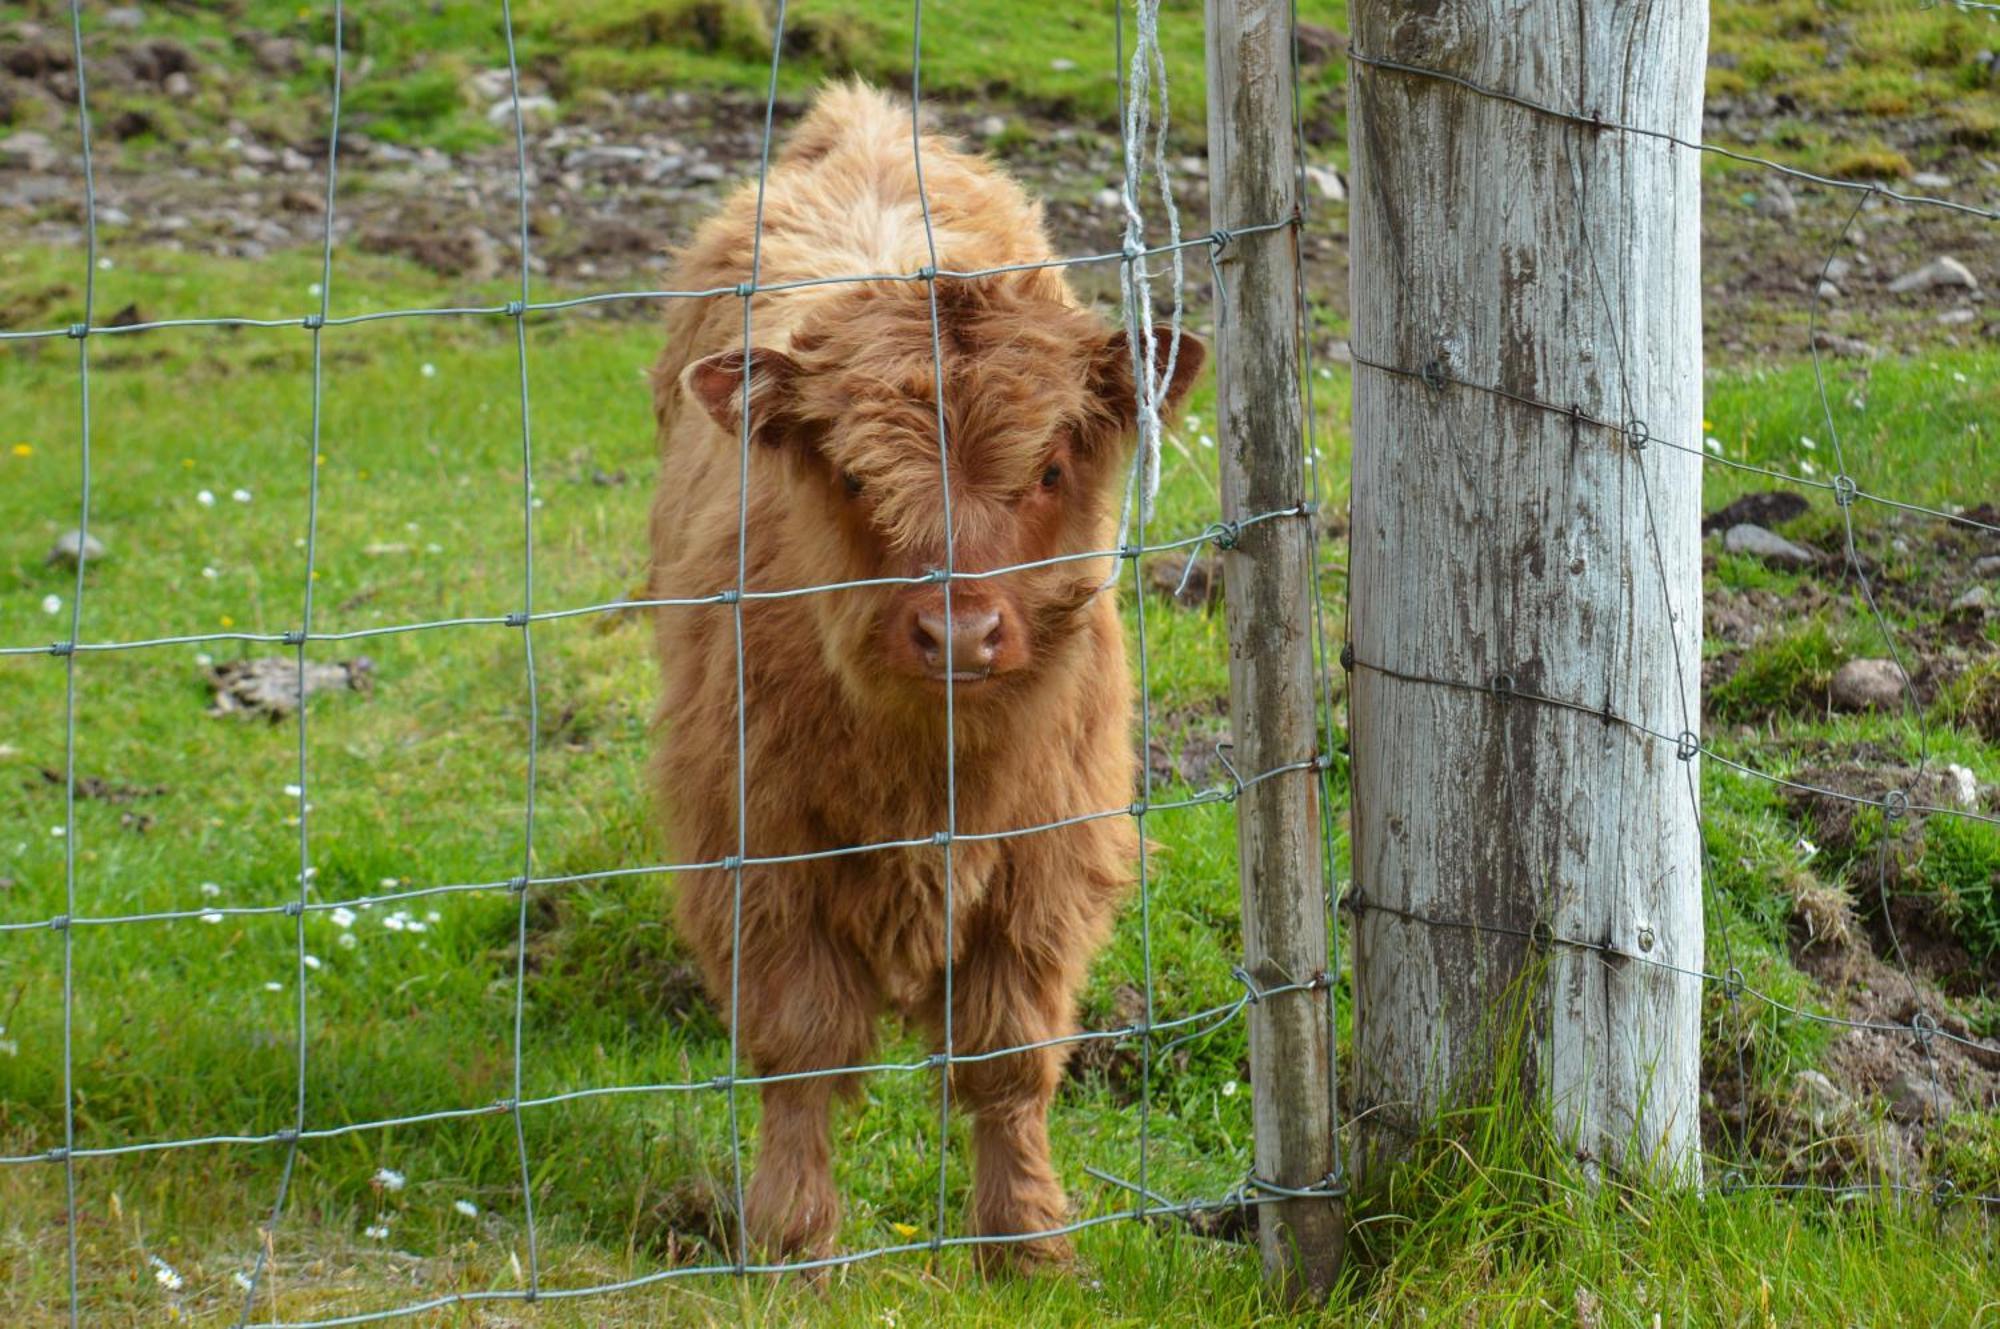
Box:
[1, 0, 1997, 1324]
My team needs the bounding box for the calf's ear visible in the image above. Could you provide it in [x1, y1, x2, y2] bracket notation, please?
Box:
[682, 346, 812, 449]
[1092, 324, 1208, 429]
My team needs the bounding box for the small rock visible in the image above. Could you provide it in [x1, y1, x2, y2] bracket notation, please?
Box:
[1049, 57, 1077, 72]
[467, 68, 514, 102]
[1887, 255, 1977, 295]
[1814, 279, 1841, 301]
[98, 206, 130, 227]
[1811, 329, 1878, 359]
[1910, 171, 1954, 190]
[685, 161, 727, 183]
[1951, 585, 1992, 615]
[1884, 1070, 1951, 1124]
[101, 6, 143, 28]
[1303, 165, 1345, 203]
[1937, 308, 1977, 327]
[1791, 1069, 1849, 1127]
[1823, 256, 1854, 284]
[0, 130, 57, 173]
[485, 95, 556, 128]
[1942, 763, 1980, 810]
[1704, 491, 1810, 534]
[1828, 658, 1908, 712]
[46, 530, 104, 567]
[1093, 186, 1122, 210]
[1723, 523, 1817, 569]
[976, 115, 1006, 139]
[237, 141, 277, 167]
[1973, 554, 2000, 579]
[164, 70, 192, 98]
[1753, 180, 1798, 220]
[564, 144, 647, 172]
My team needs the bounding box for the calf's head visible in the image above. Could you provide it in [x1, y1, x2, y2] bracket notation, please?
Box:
[682, 274, 1202, 709]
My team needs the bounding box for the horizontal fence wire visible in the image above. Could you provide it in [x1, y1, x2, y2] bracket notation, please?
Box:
[1342, 35, 2000, 1214]
[8, 4, 2000, 1324]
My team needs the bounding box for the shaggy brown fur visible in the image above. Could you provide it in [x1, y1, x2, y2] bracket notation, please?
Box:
[647, 82, 1201, 1270]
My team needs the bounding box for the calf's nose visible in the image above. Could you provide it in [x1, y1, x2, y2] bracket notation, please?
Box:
[911, 606, 1004, 672]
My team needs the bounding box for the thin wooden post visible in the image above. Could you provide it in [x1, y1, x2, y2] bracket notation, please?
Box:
[1207, 0, 1343, 1299]
[1346, 1, 1708, 1188]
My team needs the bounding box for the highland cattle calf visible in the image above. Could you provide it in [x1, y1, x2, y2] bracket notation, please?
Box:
[648, 82, 1202, 1269]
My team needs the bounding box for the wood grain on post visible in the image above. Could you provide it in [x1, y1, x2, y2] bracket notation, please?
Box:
[1346, 2, 1708, 1189]
[1206, 0, 1343, 1299]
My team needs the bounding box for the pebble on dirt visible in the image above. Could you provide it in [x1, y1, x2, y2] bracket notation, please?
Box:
[1723, 523, 1817, 569]
[1827, 658, 1908, 712]
[1886, 255, 1977, 295]
[1884, 1070, 1953, 1124]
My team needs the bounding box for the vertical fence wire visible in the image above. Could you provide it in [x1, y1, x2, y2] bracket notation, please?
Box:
[235, 5, 343, 1320]
[498, 0, 546, 1294]
[55, 1, 100, 1323]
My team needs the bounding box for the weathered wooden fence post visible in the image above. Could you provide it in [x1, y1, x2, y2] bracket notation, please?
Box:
[1346, 1, 1708, 1188]
[1207, 0, 1344, 1299]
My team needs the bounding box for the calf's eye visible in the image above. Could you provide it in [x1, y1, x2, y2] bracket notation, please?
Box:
[1040, 464, 1062, 490]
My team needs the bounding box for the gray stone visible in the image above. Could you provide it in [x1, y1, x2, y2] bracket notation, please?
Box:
[485, 95, 555, 128]
[1048, 57, 1077, 72]
[976, 115, 1006, 139]
[1885, 1071, 1952, 1124]
[1942, 763, 1980, 810]
[46, 529, 104, 568]
[1303, 165, 1345, 203]
[1937, 308, 1977, 327]
[1951, 585, 1992, 615]
[1754, 179, 1798, 220]
[1815, 279, 1841, 301]
[1829, 658, 1909, 712]
[1791, 1069, 1849, 1127]
[1093, 186, 1122, 210]
[468, 68, 514, 102]
[0, 130, 57, 172]
[1973, 554, 2000, 579]
[1910, 171, 1954, 190]
[1724, 523, 1817, 569]
[1823, 256, 1854, 283]
[1811, 329, 1878, 359]
[1887, 255, 1978, 294]
[564, 145, 647, 172]
[237, 140, 277, 167]
[685, 161, 727, 183]
[164, 70, 192, 98]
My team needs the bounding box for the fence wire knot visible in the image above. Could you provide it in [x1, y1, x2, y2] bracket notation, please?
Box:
[504, 299, 526, 318]
[1339, 641, 1355, 672]
[1675, 730, 1700, 762]
[1214, 740, 1244, 799]
[1932, 1178, 1958, 1209]
[1207, 226, 1236, 252]
[1229, 965, 1263, 1004]
[45, 1146, 69, 1163]
[66, 322, 88, 340]
[49, 914, 69, 932]
[1719, 1169, 1746, 1196]
[1623, 418, 1649, 452]
[301, 313, 324, 331]
[1723, 967, 1746, 1001]
[1910, 1009, 1938, 1047]
[1419, 358, 1447, 392]
[1127, 798, 1148, 818]
[504, 611, 529, 628]
[1882, 788, 1909, 820]
[1491, 672, 1516, 700]
[48, 640, 74, 657]
[930, 830, 952, 847]
[1832, 474, 1858, 508]
[1244, 1170, 1346, 1201]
